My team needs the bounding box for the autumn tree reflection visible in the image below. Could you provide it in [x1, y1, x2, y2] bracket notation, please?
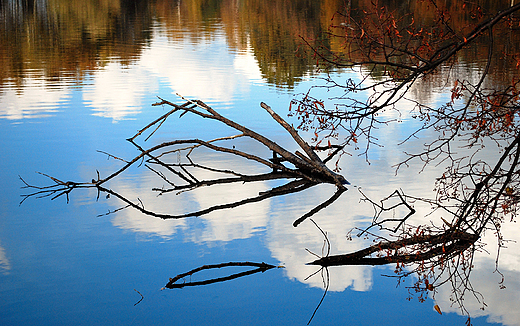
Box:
[0, 0, 156, 88]
[0, 0, 349, 90]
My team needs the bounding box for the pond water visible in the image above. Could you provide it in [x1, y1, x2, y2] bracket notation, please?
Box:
[1, 1, 519, 325]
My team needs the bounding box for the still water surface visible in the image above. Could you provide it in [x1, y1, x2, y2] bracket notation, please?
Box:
[1, 1, 519, 325]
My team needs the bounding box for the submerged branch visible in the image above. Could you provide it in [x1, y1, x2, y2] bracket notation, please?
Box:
[163, 261, 279, 289]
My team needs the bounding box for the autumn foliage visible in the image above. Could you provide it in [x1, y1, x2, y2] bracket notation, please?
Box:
[292, 0, 520, 322]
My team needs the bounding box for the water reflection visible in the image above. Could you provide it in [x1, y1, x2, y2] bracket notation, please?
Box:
[0, 77, 70, 119]
[0, 243, 10, 274]
[86, 82, 520, 326]
[109, 152, 270, 241]
[0, 0, 334, 100]
[443, 213, 520, 325]
[91, 103, 520, 324]
[3, 1, 520, 326]
[1, 18, 264, 121]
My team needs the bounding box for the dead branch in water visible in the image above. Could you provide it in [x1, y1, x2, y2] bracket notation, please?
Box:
[21, 96, 349, 226]
[308, 230, 478, 266]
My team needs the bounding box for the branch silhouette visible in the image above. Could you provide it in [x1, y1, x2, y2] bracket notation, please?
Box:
[293, 2, 520, 321]
[163, 261, 279, 289]
[21, 96, 349, 226]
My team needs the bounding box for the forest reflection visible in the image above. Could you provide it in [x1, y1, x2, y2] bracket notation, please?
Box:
[0, 0, 335, 89]
[2, 0, 518, 92]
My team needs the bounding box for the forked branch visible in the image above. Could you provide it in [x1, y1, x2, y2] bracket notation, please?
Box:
[21, 96, 350, 227]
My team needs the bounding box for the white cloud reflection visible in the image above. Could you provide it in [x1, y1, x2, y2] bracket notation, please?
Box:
[1, 28, 263, 122]
[182, 174, 269, 243]
[0, 78, 70, 120]
[82, 61, 157, 122]
[0, 243, 11, 274]
[139, 33, 263, 105]
[107, 150, 270, 242]
[82, 30, 264, 122]
[266, 184, 374, 292]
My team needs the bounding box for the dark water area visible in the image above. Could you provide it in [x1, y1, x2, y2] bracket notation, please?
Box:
[1, 1, 519, 325]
